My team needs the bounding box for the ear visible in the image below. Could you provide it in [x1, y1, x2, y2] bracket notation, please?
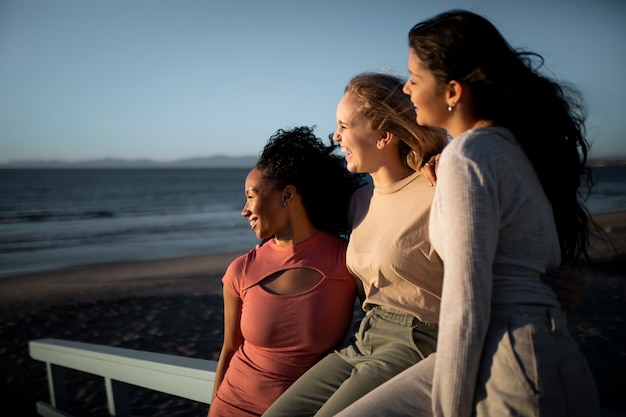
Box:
[376, 131, 394, 150]
[446, 80, 462, 108]
[282, 185, 296, 204]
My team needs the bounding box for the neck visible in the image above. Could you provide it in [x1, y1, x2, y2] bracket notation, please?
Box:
[273, 220, 318, 246]
[370, 163, 415, 188]
[472, 119, 494, 130]
[448, 118, 495, 139]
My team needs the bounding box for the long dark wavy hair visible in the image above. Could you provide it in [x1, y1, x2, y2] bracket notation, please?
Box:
[408, 10, 594, 262]
[256, 126, 367, 237]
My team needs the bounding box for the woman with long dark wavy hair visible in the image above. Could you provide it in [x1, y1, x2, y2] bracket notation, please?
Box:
[334, 10, 600, 417]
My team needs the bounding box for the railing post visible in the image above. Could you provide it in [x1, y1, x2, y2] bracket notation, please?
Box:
[47, 363, 68, 410]
[105, 377, 130, 417]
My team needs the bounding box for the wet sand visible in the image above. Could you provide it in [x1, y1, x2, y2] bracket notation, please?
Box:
[1, 212, 625, 416]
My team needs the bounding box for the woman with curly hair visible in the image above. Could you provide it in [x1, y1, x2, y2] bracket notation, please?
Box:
[208, 126, 367, 417]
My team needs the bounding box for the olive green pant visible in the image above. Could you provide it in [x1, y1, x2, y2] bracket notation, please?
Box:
[334, 306, 600, 417]
[262, 306, 438, 417]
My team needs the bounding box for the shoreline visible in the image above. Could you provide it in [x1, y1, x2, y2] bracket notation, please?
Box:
[0, 251, 246, 306]
[1, 209, 623, 286]
[0, 211, 624, 415]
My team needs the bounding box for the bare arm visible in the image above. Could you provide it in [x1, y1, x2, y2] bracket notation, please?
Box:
[211, 286, 244, 401]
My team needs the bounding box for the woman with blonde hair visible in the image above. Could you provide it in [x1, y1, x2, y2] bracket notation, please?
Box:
[262, 72, 448, 417]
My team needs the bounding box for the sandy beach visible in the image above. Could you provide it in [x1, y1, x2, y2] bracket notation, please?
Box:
[1, 212, 625, 417]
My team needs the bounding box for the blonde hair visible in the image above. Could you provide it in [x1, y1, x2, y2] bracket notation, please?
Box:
[345, 72, 448, 170]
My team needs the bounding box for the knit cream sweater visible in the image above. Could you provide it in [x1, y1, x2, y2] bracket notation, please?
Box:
[429, 127, 561, 417]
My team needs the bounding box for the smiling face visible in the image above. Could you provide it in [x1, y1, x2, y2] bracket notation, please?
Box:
[241, 168, 285, 240]
[333, 92, 382, 174]
[403, 48, 449, 130]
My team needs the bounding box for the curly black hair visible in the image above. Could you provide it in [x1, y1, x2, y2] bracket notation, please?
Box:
[256, 126, 368, 237]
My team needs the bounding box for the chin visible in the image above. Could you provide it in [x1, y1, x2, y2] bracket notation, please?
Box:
[346, 161, 358, 173]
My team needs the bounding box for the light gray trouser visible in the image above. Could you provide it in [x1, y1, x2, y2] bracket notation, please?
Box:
[261, 305, 438, 417]
[335, 305, 600, 417]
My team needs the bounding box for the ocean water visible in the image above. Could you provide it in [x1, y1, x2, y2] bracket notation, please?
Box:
[1, 166, 625, 279]
[0, 169, 258, 278]
[584, 165, 626, 214]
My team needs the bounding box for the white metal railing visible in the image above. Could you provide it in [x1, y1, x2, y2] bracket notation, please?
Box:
[28, 338, 217, 417]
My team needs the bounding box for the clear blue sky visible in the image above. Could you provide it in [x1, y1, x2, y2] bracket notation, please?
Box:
[1, 0, 625, 163]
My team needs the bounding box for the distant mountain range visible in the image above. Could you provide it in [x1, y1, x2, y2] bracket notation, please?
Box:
[587, 157, 626, 167]
[0, 155, 259, 169]
[0, 155, 624, 169]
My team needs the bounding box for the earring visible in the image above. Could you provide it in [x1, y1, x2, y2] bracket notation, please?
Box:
[447, 105, 453, 112]
[282, 201, 287, 207]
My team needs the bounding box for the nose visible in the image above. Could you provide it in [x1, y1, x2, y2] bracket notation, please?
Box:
[242, 201, 250, 218]
[332, 129, 340, 142]
[402, 81, 410, 95]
